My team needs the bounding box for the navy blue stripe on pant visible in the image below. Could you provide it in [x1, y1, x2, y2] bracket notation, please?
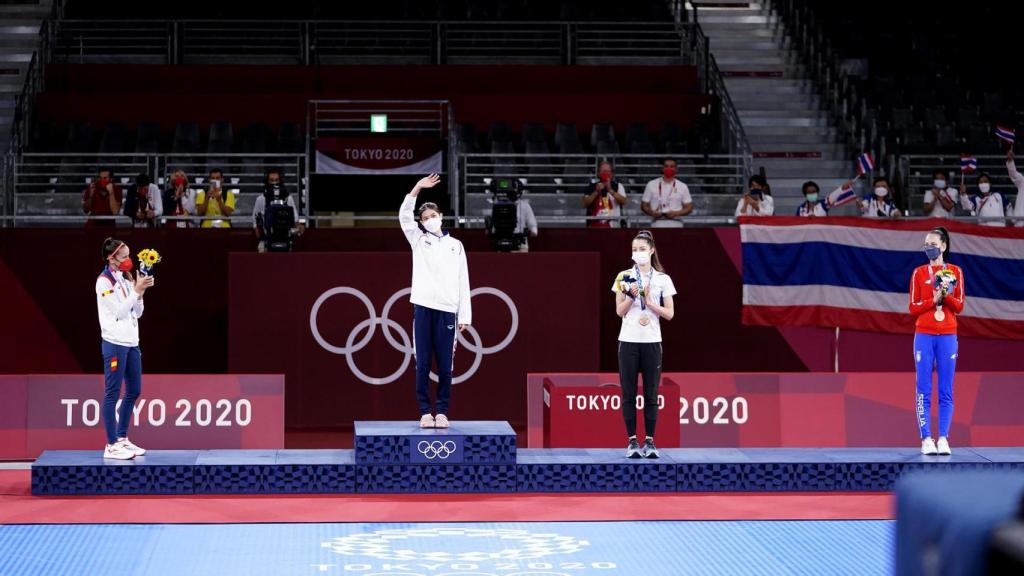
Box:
[413, 305, 457, 416]
[101, 340, 142, 445]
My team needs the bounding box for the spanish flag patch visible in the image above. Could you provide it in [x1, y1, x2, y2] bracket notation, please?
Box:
[110, 358, 118, 372]
[101, 289, 114, 297]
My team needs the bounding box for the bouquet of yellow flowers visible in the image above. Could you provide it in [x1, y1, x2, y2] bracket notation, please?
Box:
[934, 269, 957, 295]
[137, 248, 162, 277]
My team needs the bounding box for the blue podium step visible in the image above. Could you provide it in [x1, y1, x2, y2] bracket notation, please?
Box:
[29, 421, 1024, 496]
[354, 420, 516, 465]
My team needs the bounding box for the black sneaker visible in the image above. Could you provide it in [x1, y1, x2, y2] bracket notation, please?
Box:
[641, 438, 660, 459]
[625, 438, 642, 459]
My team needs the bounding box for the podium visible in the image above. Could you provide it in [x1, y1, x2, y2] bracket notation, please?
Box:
[30, 423, 1024, 496]
[354, 421, 517, 493]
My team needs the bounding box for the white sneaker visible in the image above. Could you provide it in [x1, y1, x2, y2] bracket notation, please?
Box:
[921, 438, 938, 455]
[434, 414, 450, 428]
[104, 443, 135, 460]
[419, 414, 435, 428]
[118, 437, 146, 456]
[937, 437, 952, 455]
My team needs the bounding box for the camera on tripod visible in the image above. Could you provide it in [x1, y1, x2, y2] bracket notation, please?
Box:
[485, 178, 525, 252]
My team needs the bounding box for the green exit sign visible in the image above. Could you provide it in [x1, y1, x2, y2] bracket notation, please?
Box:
[370, 114, 388, 133]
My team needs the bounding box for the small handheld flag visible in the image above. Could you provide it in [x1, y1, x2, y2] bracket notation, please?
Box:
[856, 153, 875, 176]
[996, 125, 1016, 144]
[960, 155, 978, 173]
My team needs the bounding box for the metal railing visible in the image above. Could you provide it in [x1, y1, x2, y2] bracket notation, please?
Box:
[49, 19, 703, 66]
[458, 152, 749, 220]
[8, 152, 305, 225]
[899, 154, 1021, 216]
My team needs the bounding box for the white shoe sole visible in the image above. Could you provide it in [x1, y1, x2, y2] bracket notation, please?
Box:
[103, 452, 135, 460]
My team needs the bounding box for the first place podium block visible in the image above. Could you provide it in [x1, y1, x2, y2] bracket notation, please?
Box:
[354, 421, 517, 493]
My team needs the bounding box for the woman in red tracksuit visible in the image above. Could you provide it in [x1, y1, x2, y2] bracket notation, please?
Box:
[908, 227, 965, 456]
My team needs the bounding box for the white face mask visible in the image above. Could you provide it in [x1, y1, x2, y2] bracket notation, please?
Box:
[423, 216, 442, 234]
[934, 179, 947, 190]
[632, 251, 651, 266]
[874, 187, 888, 197]
[979, 183, 991, 194]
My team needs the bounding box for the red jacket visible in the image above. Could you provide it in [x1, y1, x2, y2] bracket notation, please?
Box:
[909, 263, 965, 335]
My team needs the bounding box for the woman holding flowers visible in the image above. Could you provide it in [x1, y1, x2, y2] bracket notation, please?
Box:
[909, 227, 965, 455]
[612, 230, 676, 459]
[96, 238, 157, 460]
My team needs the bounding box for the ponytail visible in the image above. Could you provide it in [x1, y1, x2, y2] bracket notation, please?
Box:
[634, 230, 665, 272]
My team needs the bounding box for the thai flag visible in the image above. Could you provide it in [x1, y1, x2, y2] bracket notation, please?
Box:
[830, 181, 858, 208]
[856, 153, 874, 176]
[740, 218, 1024, 340]
[961, 155, 978, 173]
[996, 125, 1016, 144]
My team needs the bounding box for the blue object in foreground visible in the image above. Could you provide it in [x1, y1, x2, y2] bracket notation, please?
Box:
[0, 520, 893, 576]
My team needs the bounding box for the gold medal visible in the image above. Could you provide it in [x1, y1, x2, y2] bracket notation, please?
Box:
[934, 309, 945, 322]
[639, 315, 651, 327]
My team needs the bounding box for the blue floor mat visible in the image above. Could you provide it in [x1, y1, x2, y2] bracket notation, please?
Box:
[0, 520, 894, 576]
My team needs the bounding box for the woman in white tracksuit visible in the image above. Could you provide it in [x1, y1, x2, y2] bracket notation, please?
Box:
[399, 174, 472, 429]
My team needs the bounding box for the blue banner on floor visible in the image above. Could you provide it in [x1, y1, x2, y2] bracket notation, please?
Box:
[0, 520, 893, 576]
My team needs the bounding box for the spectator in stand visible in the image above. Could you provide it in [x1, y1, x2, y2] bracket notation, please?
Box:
[735, 174, 774, 217]
[162, 169, 196, 228]
[861, 176, 902, 219]
[923, 170, 958, 219]
[960, 172, 1009, 227]
[582, 161, 628, 228]
[195, 167, 236, 228]
[1004, 150, 1024, 225]
[796, 180, 856, 217]
[642, 158, 693, 228]
[123, 173, 163, 228]
[82, 167, 123, 227]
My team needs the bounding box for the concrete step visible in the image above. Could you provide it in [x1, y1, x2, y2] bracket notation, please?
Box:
[731, 97, 820, 111]
[719, 64, 805, 76]
[741, 115, 830, 128]
[748, 132, 837, 147]
[726, 77, 809, 89]
[752, 142, 847, 156]
[696, 14, 776, 25]
[745, 123, 834, 136]
[728, 83, 812, 98]
[710, 39, 791, 51]
[754, 163, 851, 179]
[715, 54, 791, 67]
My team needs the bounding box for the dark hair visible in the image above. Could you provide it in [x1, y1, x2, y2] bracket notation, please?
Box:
[136, 173, 151, 188]
[977, 172, 991, 182]
[929, 227, 951, 260]
[662, 157, 676, 166]
[265, 167, 282, 181]
[209, 167, 223, 178]
[633, 230, 665, 272]
[417, 201, 440, 220]
[802, 181, 820, 195]
[933, 169, 947, 179]
[748, 175, 767, 188]
[101, 237, 123, 261]
[873, 176, 888, 186]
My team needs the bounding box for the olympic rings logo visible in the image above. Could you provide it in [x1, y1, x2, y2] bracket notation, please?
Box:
[309, 286, 518, 386]
[417, 440, 457, 460]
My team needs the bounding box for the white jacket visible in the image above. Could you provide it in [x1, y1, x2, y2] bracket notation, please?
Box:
[1006, 159, 1024, 224]
[399, 194, 472, 325]
[95, 268, 144, 347]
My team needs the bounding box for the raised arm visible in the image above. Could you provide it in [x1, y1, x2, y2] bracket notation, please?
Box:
[400, 174, 440, 245]
[1009, 150, 1024, 189]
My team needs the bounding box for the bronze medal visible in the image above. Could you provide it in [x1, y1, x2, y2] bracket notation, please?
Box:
[934, 309, 945, 322]
[639, 315, 651, 327]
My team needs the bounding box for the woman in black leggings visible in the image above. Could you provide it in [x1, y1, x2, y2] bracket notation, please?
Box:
[612, 230, 676, 458]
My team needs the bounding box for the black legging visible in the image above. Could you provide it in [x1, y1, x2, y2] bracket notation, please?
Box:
[618, 341, 662, 438]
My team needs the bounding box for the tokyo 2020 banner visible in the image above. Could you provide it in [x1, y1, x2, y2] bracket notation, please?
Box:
[0, 374, 284, 460]
[228, 253, 602, 427]
[530, 372, 1024, 448]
